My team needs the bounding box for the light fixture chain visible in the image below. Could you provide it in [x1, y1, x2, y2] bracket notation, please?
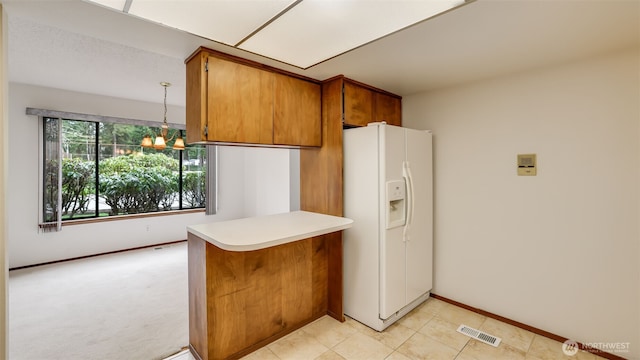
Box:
[142, 81, 183, 151]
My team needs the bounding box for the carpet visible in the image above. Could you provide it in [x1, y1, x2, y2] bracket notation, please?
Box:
[9, 242, 189, 360]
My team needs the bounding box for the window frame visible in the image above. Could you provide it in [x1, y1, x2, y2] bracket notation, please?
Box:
[31, 107, 213, 228]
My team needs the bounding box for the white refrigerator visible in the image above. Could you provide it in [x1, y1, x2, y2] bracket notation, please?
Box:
[343, 122, 433, 331]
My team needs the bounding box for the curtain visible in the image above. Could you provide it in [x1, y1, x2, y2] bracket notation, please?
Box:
[40, 117, 63, 232]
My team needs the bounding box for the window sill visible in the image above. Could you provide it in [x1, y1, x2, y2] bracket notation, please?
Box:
[51, 208, 206, 227]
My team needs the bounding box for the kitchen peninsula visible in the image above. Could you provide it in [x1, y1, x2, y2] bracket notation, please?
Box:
[187, 211, 353, 360]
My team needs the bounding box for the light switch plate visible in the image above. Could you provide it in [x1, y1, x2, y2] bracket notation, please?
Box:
[517, 154, 537, 176]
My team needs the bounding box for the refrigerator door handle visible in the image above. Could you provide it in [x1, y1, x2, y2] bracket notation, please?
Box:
[406, 162, 416, 227]
[402, 161, 415, 242]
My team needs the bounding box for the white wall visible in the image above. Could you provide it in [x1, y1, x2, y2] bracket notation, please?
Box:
[242, 147, 295, 217]
[7, 83, 295, 268]
[403, 48, 640, 359]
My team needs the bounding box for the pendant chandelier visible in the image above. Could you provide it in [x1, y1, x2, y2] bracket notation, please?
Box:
[141, 82, 185, 151]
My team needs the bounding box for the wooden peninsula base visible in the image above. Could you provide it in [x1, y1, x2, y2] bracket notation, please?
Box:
[187, 211, 352, 360]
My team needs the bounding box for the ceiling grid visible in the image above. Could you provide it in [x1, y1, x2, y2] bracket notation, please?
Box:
[87, 0, 467, 68]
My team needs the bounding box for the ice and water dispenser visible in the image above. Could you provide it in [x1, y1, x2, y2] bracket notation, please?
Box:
[385, 180, 406, 229]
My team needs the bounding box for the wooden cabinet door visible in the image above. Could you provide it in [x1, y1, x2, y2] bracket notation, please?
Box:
[274, 74, 321, 146]
[185, 51, 208, 144]
[207, 56, 273, 144]
[374, 92, 402, 126]
[343, 81, 373, 127]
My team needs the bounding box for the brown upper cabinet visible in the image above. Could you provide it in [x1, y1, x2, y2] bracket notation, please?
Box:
[274, 73, 322, 146]
[373, 92, 402, 126]
[343, 79, 402, 127]
[185, 48, 322, 147]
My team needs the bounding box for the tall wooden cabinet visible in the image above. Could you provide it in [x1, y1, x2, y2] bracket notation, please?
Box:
[185, 48, 321, 147]
[299, 76, 402, 322]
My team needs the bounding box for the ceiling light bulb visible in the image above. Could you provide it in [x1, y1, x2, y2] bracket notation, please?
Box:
[172, 136, 185, 150]
[154, 135, 166, 150]
[141, 135, 153, 148]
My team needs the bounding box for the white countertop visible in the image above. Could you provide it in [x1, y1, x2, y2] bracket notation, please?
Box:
[187, 211, 354, 251]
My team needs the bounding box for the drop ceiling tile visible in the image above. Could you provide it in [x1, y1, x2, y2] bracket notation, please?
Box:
[118, 0, 296, 46]
[238, 0, 466, 68]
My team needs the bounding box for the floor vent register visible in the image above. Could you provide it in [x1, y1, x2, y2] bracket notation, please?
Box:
[456, 324, 502, 347]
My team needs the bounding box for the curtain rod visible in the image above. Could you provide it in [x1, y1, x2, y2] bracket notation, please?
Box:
[25, 107, 187, 130]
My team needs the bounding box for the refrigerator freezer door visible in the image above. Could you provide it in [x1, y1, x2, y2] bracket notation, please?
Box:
[379, 125, 408, 319]
[343, 125, 383, 328]
[405, 129, 433, 303]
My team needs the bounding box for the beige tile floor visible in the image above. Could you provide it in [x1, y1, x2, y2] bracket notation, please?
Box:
[166, 297, 605, 360]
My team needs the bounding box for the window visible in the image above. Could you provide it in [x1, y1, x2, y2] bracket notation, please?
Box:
[42, 117, 207, 224]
